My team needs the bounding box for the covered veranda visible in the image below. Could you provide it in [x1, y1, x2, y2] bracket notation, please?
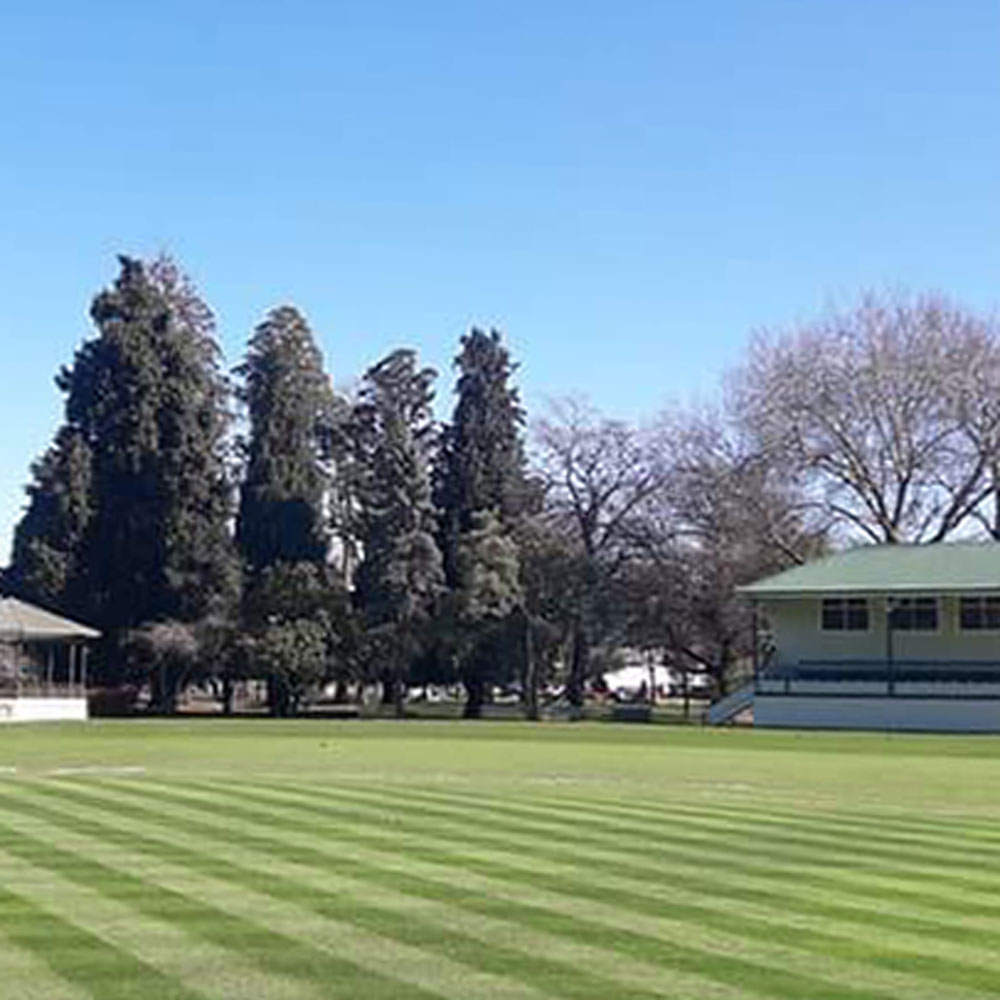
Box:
[734, 543, 1000, 731]
[0, 597, 99, 720]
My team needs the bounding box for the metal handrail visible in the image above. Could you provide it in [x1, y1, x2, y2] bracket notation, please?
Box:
[765, 660, 1000, 683]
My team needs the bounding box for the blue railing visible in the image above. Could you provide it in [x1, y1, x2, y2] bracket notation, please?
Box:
[770, 660, 1000, 683]
[757, 660, 1000, 698]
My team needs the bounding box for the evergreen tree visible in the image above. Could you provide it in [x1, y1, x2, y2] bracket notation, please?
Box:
[435, 328, 528, 716]
[8, 254, 237, 698]
[436, 328, 527, 580]
[238, 561, 353, 715]
[236, 306, 336, 572]
[6, 427, 93, 615]
[6, 256, 236, 692]
[146, 256, 239, 624]
[58, 255, 236, 638]
[451, 510, 522, 716]
[353, 349, 444, 716]
[235, 306, 346, 714]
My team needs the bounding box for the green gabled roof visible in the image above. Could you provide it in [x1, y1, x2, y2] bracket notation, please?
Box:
[739, 542, 1000, 598]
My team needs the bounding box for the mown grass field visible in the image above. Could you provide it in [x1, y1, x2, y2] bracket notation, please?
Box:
[3, 721, 1000, 999]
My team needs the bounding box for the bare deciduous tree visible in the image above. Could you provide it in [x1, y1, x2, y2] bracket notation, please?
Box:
[732, 291, 1000, 544]
[533, 398, 663, 711]
[630, 410, 823, 695]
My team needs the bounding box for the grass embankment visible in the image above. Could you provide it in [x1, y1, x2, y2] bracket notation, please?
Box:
[2, 720, 1000, 999]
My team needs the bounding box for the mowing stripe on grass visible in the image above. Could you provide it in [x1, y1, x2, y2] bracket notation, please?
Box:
[541, 793, 1000, 854]
[0, 796, 559, 1000]
[183, 775, 1000, 928]
[0, 824, 434, 1000]
[61, 780, 1000, 1000]
[0, 882, 202, 1000]
[4, 782, 747, 1000]
[16, 778, 1000, 1000]
[760, 801, 1000, 840]
[0, 929, 96, 1000]
[322, 780, 1000, 887]
[0, 807, 446, 1000]
[1, 780, 858, 1000]
[525, 793, 1000, 874]
[217, 777, 1000, 946]
[528, 791, 1000, 863]
[8, 719, 1000, 1000]
[109, 777, 1000, 995]
[0, 843, 335, 1000]
[0, 781, 905, 1000]
[250, 777, 1000, 910]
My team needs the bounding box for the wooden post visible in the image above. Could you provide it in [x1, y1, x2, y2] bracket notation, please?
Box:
[885, 598, 896, 697]
[46, 647, 54, 694]
[81, 645, 88, 694]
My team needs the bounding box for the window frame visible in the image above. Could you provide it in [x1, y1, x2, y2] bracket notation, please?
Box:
[957, 594, 1000, 633]
[819, 596, 870, 633]
[888, 596, 939, 633]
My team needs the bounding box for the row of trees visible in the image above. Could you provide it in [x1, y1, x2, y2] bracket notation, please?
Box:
[6, 258, 1000, 716]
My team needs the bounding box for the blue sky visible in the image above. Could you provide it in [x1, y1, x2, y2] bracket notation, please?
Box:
[2, 1, 999, 561]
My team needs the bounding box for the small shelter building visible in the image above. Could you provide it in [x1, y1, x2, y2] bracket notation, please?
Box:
[734, 543, 1000, 732]
[0, 596, 98, 722]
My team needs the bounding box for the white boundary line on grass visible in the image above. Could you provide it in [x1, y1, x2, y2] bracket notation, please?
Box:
[45, 766, 147, 777]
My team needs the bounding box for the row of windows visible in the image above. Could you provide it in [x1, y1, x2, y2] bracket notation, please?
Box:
[820, 596, 1000, 632]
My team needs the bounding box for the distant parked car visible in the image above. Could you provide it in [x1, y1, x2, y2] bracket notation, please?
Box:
[491, 684, 522, 704]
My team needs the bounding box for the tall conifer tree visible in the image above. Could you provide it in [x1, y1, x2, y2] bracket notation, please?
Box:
[436, 328, 527, 580]
[353, 349, 444, 716]
[68, 256, 235, 631]
[435, 328, 527, 716]
[236, 306, 335, 572]
[11, 256, 236, 642]
[6, 256, 235, 698]
[235, 306, 344, 715]
[6, 427, 93, 616]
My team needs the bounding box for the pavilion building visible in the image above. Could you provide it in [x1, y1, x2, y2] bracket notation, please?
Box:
[708, 543, 1000, 731]
[0, 596, 98, 722]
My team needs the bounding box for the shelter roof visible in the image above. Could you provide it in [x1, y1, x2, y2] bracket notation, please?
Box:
[0, 597, 100, 641]
[739, 542, 1000, 598]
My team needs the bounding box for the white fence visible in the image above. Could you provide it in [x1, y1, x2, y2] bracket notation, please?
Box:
[754, 695, 1000, 732]
[0, 697, 88, 723]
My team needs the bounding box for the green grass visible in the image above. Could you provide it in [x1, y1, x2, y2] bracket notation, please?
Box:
[3, 722, 1000, 998]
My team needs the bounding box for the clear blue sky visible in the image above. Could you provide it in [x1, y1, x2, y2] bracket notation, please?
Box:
[2, 1, 998, 561]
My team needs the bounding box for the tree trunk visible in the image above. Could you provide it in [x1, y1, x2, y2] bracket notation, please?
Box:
[380, 670, 395, 705]
[993, 463, 1000, 540]
[462, 671, 485, 719]
[149, 661, 180, 715]
[267, 674, 289, 717]
[717, 639, 732, 697]
[393, 673, 405, 718]
[221, 675, 234, 716]
[568, 620, 588, 718]
[392, 646, 406, 719]
[148, 663, 166, 714]
[522, 612, 539, 722]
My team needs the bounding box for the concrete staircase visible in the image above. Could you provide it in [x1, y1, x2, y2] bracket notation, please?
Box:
[705, 683, 754, 725]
